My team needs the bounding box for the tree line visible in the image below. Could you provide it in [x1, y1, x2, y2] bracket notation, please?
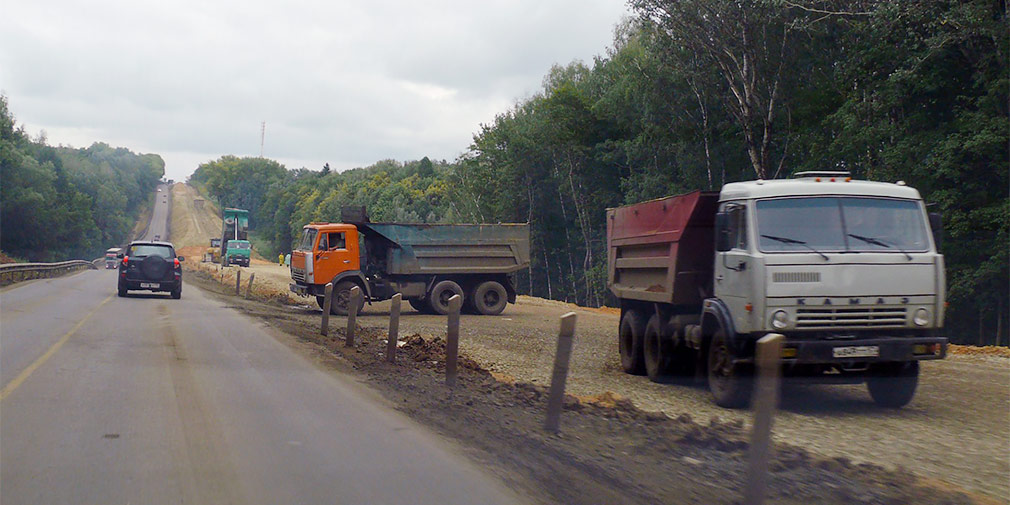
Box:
[19, 0, 1003, 345]
[195, 1, 1007, 345]
[0, 95, 165, 262]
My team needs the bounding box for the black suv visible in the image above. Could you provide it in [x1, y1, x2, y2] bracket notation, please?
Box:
[117, 241, 184, 299]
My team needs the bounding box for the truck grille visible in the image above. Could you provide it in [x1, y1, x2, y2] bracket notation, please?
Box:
[773, 272, 820, 283]
[796, 307, 907, 329]
[291, 268, 305, 282]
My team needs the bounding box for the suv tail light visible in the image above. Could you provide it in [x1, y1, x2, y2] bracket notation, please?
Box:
[174, 258, 180, 268]
[122, 256, 129, 266]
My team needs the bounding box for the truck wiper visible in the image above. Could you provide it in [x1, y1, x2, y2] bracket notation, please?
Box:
[848, 234, 912, 260]
[760, 234, 829, 260]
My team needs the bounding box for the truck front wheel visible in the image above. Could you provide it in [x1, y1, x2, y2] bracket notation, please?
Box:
[866, 361, 919, 408]
[707, 329, 753, 408]
[429, 280, 463, 315]
[619, 310, 646, 375]
[331, 281, 365, 316]
[473, 281, 507, 315]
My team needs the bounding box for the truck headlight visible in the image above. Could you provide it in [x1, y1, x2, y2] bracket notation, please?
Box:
[771, 310, 790, 330]
[913, 308, 930, 326]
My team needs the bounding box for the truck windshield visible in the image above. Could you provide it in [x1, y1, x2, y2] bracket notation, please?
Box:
[232, 243, 250, 249]
[756, 197, 929, 253]
[298, 229, 317, 251]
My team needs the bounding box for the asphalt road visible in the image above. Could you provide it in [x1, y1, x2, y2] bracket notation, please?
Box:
[0, 186, 526, 505]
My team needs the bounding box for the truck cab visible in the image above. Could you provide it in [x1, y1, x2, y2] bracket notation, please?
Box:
[290, 223, 361, 293]
[711, 173, 945, 341]
[224, 239, 251, 267]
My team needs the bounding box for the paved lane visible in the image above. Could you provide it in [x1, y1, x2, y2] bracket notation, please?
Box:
[1, 269, 525, 504]
[1, 183, 525, 504]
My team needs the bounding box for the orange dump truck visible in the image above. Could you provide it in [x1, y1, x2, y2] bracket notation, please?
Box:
[290, 207, 530, 316]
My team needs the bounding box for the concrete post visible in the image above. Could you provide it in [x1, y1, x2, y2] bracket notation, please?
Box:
[245, 273, 255, 298]
[386, 293, 401, 363]
[235, 269, 241, 295]
[743, 333, 785, 505]
[320, 282, 334, 336]
[445, 294, 462, 387]
[544, 312, 577, 433]
[345, 286, 361, 347]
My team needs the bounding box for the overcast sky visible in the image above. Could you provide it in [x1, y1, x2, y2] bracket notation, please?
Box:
[1, 1, 630, 182]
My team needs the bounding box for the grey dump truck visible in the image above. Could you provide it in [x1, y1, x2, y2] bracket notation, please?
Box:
[290, 206, 531, 316]
[608, 173, 948, 408]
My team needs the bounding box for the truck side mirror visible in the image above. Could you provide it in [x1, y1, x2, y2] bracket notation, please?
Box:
[928, 212, 943, 251]
[715, 212, 731, 252]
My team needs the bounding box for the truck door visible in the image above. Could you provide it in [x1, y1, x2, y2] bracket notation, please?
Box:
[714, 202, 754, 333]
[314, 230, 359, 283]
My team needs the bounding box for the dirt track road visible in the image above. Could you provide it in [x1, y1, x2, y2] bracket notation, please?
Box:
[173, 183, 1010, 502]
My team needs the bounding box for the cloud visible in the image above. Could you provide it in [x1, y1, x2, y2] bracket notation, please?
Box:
[0, 0, 629, 181]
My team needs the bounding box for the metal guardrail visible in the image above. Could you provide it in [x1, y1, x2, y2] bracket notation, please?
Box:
[0, 260, 98, 286]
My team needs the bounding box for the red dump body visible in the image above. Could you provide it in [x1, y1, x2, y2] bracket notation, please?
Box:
[606, 190, 720, 306]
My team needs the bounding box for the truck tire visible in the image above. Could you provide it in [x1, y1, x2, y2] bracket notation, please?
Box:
[409, 298, 431, 313]
[707, 328, 753, 408]
[619, 310, 646, 375]
[472, 281, 507, 315]
[866, 361, 919, 408]
[644, 314, 672, 381]
[429, 280, 463, 315]
[331, 281, 365, 316]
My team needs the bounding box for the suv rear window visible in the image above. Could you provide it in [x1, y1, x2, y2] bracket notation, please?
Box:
[129, 244, 175, 257]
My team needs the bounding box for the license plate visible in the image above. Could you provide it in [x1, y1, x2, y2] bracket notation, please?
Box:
[140, 282, 160, 289]
[833, 345, 879, 358]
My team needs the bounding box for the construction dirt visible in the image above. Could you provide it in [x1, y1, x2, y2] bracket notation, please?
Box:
[173, 183, 1009, 504]
[186, 270, 1001, 505]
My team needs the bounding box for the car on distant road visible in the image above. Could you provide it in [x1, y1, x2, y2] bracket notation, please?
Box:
[117, 241, 184, 299]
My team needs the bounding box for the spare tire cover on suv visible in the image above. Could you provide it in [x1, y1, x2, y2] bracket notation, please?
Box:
[141, 255, 169, 279]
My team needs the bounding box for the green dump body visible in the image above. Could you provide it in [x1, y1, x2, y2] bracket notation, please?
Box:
[221, 208, 249, 266]
[358, 222, 530, 276]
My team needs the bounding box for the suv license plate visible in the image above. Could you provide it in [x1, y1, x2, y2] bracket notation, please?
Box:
[140, 282, 160, 289]
[833, 345, 879, 358]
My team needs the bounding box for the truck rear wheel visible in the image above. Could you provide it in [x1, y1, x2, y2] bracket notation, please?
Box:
[866, 361, 919, 408]
[707, 328, 753, 408]
[473, 281, 507, 315]
[644, 314, 672, 381]
[429, 280, 463, 315]
[619, 310, 646, 375]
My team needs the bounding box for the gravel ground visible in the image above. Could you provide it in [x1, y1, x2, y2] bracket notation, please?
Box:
[340, 297, 1008, 503]
[184, 271, 996, 505]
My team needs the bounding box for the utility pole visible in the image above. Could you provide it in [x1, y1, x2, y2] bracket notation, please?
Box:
[260, 121, 266, 157]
